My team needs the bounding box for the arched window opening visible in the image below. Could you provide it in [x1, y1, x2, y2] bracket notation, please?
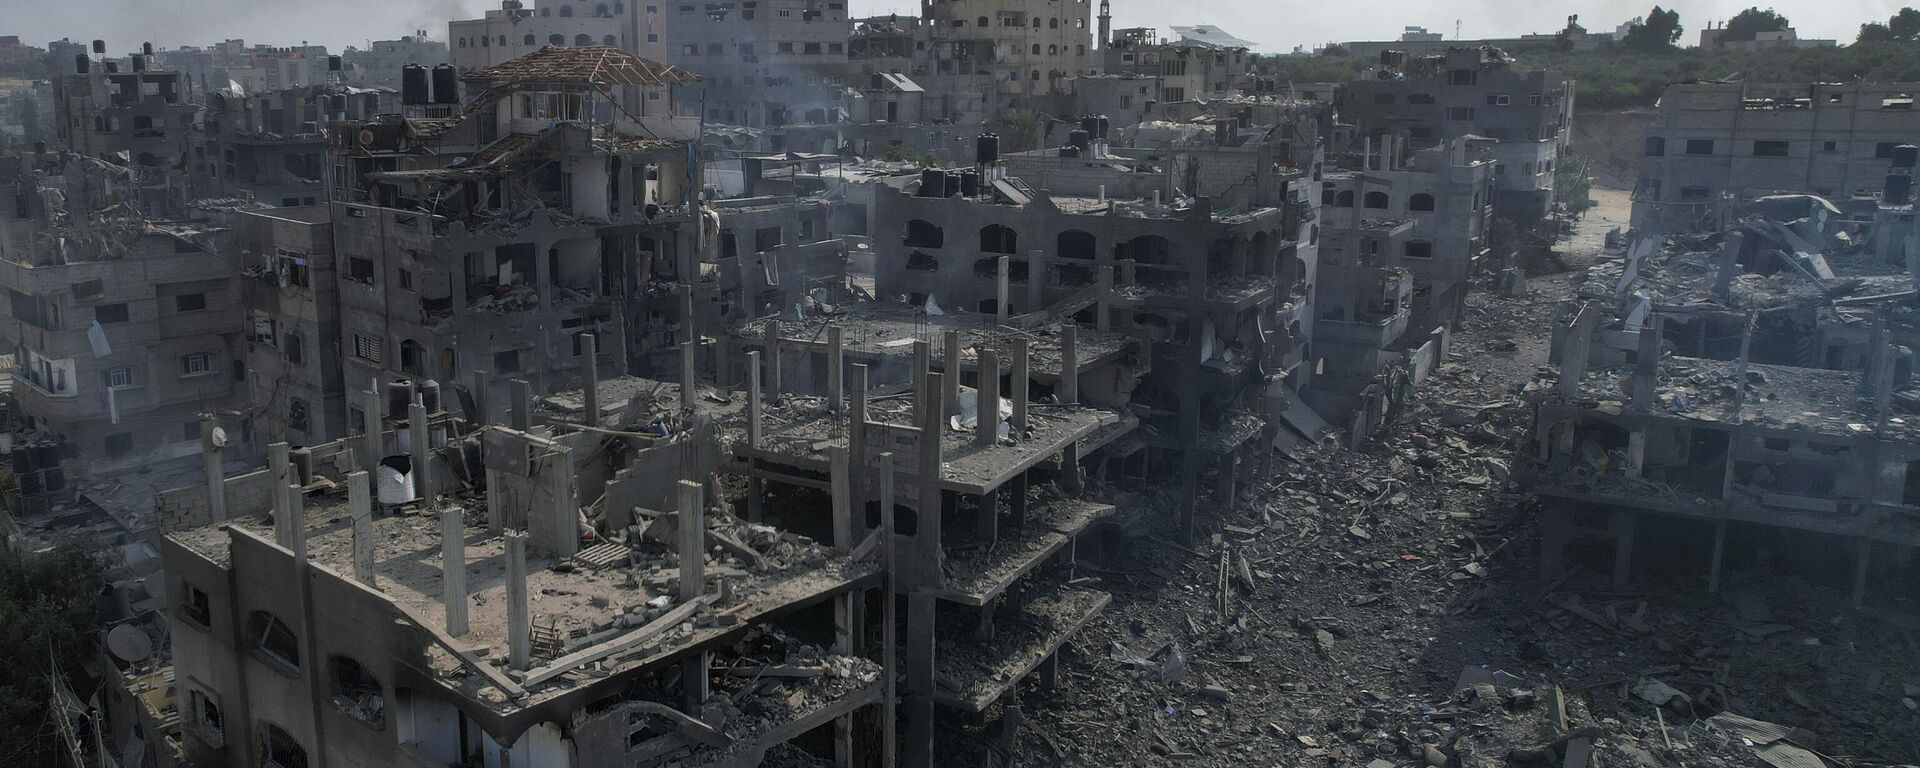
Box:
[979, 224, 1018, 254]
[1363, 191, 1390, 209]
[906, 252, 939, 271]
[327, 656, 386, 726]
[1408, 193, 1435, 212]
[258, 723, 308, 768]
[903, 219, 943, 248]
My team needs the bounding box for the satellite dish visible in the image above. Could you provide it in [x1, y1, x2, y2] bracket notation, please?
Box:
[107, 624, 153, 663]
[210, 426, 228, 449]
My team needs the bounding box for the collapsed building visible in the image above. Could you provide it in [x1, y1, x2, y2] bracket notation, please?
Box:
[190, 83, 396, 207]
[324, 46, 703, 421]
[1523, 195, 1920, 604]
[865, 126, 1313, 532]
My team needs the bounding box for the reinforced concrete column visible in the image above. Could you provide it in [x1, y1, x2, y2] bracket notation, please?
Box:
[442, 508, 468, 637]
[505, 531, 531, 671]
[349, 471, 374, 587]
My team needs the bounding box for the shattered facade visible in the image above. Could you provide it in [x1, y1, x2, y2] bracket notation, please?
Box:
[325, 46, 702, 423]
[1335, 47, 1573, 222]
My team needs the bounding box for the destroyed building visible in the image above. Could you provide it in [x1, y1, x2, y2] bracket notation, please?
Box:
[234, 204, 349, 444]
[919, 0, 1096, 114]
[0, 202, 245, 488]
[1524, 196, 1920, 607]
[1099, 26, 1253, 103]
[53, 48, 201, 213]
[1335, 47, 1573, 222]
[324, 46, 703, 422]
[191, 84, 395, 207]
[1308, 137, 1495, 423]
[864, 126, 1310, 536]
[1633, 81, 1920, 233]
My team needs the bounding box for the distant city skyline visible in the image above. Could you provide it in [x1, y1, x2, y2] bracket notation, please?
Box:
[10, 0, 1892, 56]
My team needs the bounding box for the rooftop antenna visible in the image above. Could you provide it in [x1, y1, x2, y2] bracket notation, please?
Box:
[1455, 20, 1462, 40]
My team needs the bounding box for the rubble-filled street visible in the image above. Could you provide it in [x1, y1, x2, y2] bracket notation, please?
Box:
[998, 189, 1920, 768]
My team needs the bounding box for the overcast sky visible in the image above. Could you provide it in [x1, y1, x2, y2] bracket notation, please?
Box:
[11, 0, 1907, 55]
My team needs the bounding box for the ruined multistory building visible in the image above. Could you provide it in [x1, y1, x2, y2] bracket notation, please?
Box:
[667, 0, 851, 129]
[1099, 27, 1252, 103]
[1632, 81, 1920, 233]
[233, 205, 349, 445]
[920, 0, 1095, 113]
[1524, 196, 1920, 608]
[450, 0, 670, 74]
[1335, 47, 1572, 222]
[1308, 137, 1495, 423]
[865, 129, 1312, 534]
[325, 46, 702, 425]
[53, 52, 201, 214]
[0, 195, 245, 482]
[190, 85, 395, 206]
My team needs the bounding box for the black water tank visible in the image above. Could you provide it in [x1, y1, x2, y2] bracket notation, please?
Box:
[920, 168, 945, 197]
[945, 172, 961, 197]
[1097, 115, 1110, 139]
[103, 60, 118, 73]
[976, 133, 999, 164]
[92, 39, 105, 54]
[329, 55, 343, 72]
[329, 94, 348, 113]
[432, 64, 460, 104]
[1886, 173, 1912, 204]
[130, 55, 144, 72]
[1060, 145, 1081, 158]
[142, 42, 153, 56]
[1068, 129, 1090, 152]
[960, 170, 980, 197]
[420, 380, 443, 413]
[401, 64, 430, 105]
[1080, 114, 1099, 138]
[74, 54, 89, 74]
[1895, 145, 1919, 169]
[870, 72, 886, 89]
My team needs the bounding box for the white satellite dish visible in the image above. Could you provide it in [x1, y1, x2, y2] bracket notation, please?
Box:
[210, 426, 228, 449]
[106, 624, 153, 663]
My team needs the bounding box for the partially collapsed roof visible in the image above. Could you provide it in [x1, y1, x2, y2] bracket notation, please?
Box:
[462, 46, 703, 88]
[1170, 25, 1258, 49]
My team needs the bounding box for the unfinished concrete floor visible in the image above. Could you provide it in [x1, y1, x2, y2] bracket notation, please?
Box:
[967, 187, 1920, 767]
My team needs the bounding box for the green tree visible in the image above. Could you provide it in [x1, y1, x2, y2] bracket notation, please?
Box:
[1858, 7, 1920, 43]
[0, 541, 109, 763]
[1894, 7, 1920, 38]
[1861, 22, 1897, 43]
[1622, 6, 1683, 52]
[1320, 44, 1350, 58]
[1721, 7, 1791, 41]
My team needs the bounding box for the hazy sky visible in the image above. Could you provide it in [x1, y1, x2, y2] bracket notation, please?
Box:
[10, 0, 1908, 55]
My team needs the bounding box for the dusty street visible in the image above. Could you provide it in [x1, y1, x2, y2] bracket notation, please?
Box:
[971, 187, 1920, 768]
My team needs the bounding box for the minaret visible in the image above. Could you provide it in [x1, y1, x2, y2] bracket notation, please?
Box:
[1098, 0, 1112, 48]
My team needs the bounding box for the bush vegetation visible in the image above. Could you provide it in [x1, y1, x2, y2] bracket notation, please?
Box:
[1257, 7, 1920, 111]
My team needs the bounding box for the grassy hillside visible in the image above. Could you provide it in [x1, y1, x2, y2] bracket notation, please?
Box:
[1261, 42, 1920, 110]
